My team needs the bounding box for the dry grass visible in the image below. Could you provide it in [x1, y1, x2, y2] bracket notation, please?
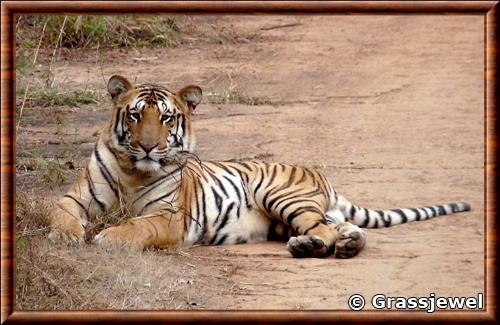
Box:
[205, 70, 271, 106]
[206, 85, 271, 106]
[15, 187, 238, 310]
[16, 166, 243, 309]
[16, 238, 214, 310]
[17, 88, 100, 108]
[16, 15, 180, 49]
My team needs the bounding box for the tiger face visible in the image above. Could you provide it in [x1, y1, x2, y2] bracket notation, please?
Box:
[106, 75, 202, 172]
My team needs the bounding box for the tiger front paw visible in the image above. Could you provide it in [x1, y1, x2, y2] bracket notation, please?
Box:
[47, 214, 85, 246]
[93, 224, 146, 251]
[333, 222, 366, 258]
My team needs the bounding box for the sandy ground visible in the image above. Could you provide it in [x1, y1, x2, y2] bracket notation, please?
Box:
[16, 16, 484, 310]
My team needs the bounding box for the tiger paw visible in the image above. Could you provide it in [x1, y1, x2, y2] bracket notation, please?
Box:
[286, 235, 333, 258]
[47, 216, 85, 246]
[93, 225, 146, 251]
[48, 228, 85, 246]
[334, 222, 366, 258]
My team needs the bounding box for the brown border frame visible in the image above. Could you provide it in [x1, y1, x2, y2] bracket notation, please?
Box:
[1, 1, 498, 324]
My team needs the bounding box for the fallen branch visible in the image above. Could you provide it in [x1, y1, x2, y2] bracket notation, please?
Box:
[260, 22, 302, 31]
[47, 139, 93, 145]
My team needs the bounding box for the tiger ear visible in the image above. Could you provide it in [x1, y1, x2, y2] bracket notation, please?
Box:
[177, 85, 202, 111]
[107, 75, 134, 102]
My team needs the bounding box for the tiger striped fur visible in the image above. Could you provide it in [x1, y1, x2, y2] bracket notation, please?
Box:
[47, 75, 471, 258]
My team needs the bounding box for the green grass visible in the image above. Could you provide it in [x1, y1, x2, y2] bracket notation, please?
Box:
[17, 156, 71, 184]
[16, 15, 180, 49]
[18, 88, 100, 108]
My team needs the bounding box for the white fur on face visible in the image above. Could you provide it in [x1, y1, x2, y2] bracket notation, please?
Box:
[135, 159, 161, 172]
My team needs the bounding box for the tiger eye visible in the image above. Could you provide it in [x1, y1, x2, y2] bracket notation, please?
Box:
[160, 115, 173, 124]
[128, 112, 141, 121]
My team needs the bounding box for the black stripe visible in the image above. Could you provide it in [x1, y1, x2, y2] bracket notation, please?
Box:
[137, 167, 181, 192]
[425, 206, 437, 217]
[213, 234, 229, 246]
[392, 209, 408, 223]
[210, 202, 236, 245]
[228, 167, 250, 209]
[350, 205, 357, 220]
[286, 206, 322, 225]
[289, 166, 297, 183]
[64, 194, 89, 219]
[192, 181, 201, 232]
[227, 165, 249, 184]
[222, 176, 241, 202]
[267, 187, 302, 213]
[197, 178, 208, 244]
[278, 198, 320, 221]
[86, 169, 105, 212]
[104, 141, 121, 162]
[265, 165, 278, 189]
[305, 169, 319, 186]
[319, 175, 330, 201]
[262, 184, 283, 212]
[304, 221, 321, 235]
[205, 167, 229, 198]
[222, 175, 242, 218]
[155, 92, 168, 102]
[376, 210, 391, 227]
[140, 187, 178, 214]
[295, 168, 307, 185]
[422, 207, 429, 219]
[212, 187, 223, 212]
[253, 169, 266, 196]
[410, 208, 421, 221]
[238, 161, 253, 172]
[113, 106, 123, 136]
[361, 208, 370, 227]
[215, 202, 236, 233]
[450, 203, 459, 213]
[179, 116, 186, 148]
[94, 146, 119, 198]
[214, 162, 237, 177]
[119, 111, 127, 143]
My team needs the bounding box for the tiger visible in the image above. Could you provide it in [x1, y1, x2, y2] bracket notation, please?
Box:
[47, 75, 471, 258]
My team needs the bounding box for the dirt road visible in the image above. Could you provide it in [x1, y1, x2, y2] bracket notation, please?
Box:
[16, 16, 484, 310]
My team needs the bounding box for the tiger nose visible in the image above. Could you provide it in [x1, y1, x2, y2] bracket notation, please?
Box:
[138, 141, 158, 153]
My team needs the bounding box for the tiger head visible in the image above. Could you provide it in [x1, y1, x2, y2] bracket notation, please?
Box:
[106, 75, 202, 173]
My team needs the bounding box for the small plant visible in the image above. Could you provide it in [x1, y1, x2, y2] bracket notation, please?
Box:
[16, 155, 77, 186]
[16, 236, 28, 251]
[207, 88, 271, 106]
[206, 85, 271, 106]
[205, 70, 271, 106]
